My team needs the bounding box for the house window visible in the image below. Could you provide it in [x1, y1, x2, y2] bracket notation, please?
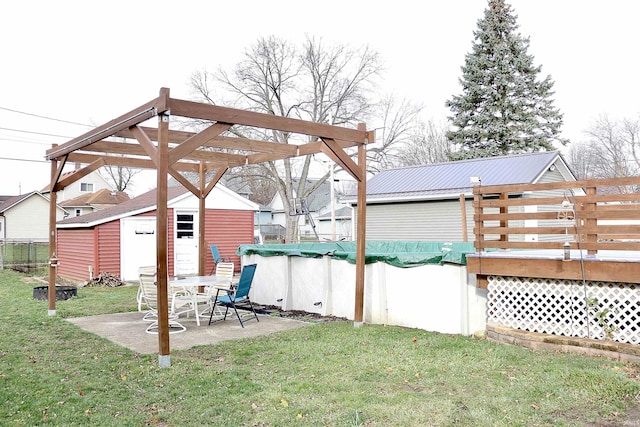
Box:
[80, 182, 94, 192]
[75, 209, 81, 217]
[176, 214, 194, 239]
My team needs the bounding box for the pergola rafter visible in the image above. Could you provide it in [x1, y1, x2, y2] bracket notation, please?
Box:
[45, 88, 371, 367]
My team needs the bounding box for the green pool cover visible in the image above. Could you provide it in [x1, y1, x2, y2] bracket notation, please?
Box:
[236, 241, 476, 268]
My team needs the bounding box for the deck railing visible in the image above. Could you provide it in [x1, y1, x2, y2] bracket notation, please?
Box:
[473, 176, 640, 254]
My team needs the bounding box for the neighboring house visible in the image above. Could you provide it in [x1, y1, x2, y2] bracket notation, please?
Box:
[41, 168, 114, 202]
[253, 204, 273, 230]
[270, 179, 351, 240]
[59, 188, 130, 217]
[0, 192, 68, 242]
[316, 206, 353, 241]
[342, 151, 576, 242]
[55, 182, 259, 281]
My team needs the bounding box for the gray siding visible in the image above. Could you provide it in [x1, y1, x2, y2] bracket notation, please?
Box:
[363, 199, 474, 242]
[537, 168, 567, 184]
[352, 161, 576, 244]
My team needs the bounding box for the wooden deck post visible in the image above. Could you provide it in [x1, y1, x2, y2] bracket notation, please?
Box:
[459, 194, 468, 242]
[584, 186, 597, 255]
[499, 192, 507, 242]
[473, 184, 482, 252]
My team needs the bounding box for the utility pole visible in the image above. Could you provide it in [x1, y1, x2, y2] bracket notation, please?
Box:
[330, 165, 336, 241]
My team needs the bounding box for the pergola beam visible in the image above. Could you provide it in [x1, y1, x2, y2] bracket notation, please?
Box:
[170, 98, 367, 143]
[66, 153, 201, 173]
[46, 96, 166, 160]
[168, 122, 232, 166]
[205, 135, 299, 155]
[168, 166, 200, 196]
[319, 137, 363, 182]
[130, 126, 160, 166]
[118, 127, 302, 156]
[67, 142, 248, 168]
[53, 158, 106, 192]
[203, 167, 228, 199]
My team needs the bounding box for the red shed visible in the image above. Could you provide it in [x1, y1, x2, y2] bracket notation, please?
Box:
[56, 182, 258, 281]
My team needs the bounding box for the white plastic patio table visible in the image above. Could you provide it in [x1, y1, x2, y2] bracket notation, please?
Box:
[169, 275, 232, 326]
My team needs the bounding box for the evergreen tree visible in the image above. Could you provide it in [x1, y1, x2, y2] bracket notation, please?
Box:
[446, 0, 568, 160]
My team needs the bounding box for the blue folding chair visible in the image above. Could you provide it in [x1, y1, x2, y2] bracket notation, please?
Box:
[209, 264, 259, 327]
[209, 244, 230, 274]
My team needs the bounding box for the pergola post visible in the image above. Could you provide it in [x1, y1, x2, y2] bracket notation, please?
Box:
[156, 103, 171, 367]
[198, 161, 206, 277]
[353, 123, 368, 326]
[47, 155, 59, 316]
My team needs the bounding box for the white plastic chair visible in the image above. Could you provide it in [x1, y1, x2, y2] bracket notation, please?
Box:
[137, 266, 156, 313]
[139, 271, 186, 334]
[198, 262, 235, 319]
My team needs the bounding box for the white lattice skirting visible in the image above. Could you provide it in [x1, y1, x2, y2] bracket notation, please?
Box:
[487, 276, 640, 344]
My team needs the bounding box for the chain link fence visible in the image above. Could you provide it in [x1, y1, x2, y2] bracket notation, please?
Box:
[0, 240, 49, 275]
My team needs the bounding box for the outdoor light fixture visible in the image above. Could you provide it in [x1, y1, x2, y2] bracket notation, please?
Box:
[470, 176, 482, 184]
[563, 241, 571, 261]
[49, 253, 59, 268]
[559, 193, 574, 261]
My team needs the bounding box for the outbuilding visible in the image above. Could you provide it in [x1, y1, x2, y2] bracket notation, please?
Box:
[56, 182, 258, 281]
[343, 151, 576, 242]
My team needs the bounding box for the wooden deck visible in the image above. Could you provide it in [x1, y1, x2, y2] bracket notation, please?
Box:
[468, 249, 640, 288]
[468, 176, 640, 288]
[467, 177, 640, 287]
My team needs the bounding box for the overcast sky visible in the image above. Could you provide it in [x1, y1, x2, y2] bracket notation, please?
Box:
[1, 0, 639, 196]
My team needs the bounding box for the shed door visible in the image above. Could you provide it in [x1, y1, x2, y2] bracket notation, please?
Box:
[121, 217, 156, 281]
[174, 211, 198, 276]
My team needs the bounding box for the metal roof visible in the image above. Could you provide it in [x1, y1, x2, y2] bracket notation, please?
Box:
[347, 151, 567, 203]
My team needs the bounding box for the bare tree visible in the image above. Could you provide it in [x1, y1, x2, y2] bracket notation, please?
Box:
[191, 35, 390, 242]
[623, 117, 640, 171]
[565, 142, 595, 180]
[366, 95, 424, 172]
[567, 115, 640, 193]
[223, 165, 277, 206]
[584, 115, 638, 179]
[394, 119, 452, 167]
[100, 158, 139, 193]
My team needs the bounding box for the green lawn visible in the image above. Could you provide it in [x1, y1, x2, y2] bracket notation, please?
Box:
[1, 269, 639, 426]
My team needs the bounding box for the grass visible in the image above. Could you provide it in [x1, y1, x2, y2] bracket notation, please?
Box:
[1, 269, 639, 426]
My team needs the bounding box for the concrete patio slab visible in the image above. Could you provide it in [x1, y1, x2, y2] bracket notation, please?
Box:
[66, 311, 313, 354]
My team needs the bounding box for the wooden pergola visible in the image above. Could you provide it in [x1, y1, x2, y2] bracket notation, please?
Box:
[45, 88, 371, 366]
